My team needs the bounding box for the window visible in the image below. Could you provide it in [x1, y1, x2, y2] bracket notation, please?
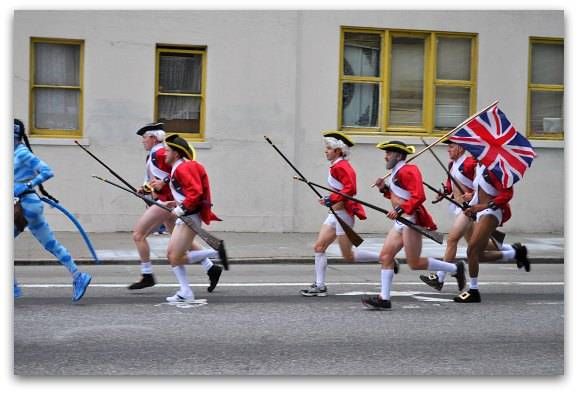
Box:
[339, 28, 477, 135]
[155, 46, 206, 140]
[29, 38, 84, 137]
[527, 37, 564, 139]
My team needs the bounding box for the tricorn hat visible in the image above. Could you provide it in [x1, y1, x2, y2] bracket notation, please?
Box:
[376, 140, 416, 155]
[322, 130, 354, 147]
[136, 122, 164, 136]
[165, 134, 196, 161]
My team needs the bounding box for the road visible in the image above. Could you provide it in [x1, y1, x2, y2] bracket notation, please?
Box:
[13, 263, 564, 375]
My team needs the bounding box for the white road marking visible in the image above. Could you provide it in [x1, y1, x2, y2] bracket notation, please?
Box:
[154, 299, 208, 309]
[20, 281, 563, 288]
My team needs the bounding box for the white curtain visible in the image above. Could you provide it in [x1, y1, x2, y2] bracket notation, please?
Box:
[34, 43, 80, 130]
[389, 37, 424, 126]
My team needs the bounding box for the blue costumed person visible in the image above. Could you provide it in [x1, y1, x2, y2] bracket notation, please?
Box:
[13, 119, 92, 302]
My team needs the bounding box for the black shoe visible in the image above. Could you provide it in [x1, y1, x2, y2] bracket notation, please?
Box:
[394, 259, 400, 274]
[207, 265, 222, 293]
[453, 288, 481, 303]
[512, 243, 531, 272]
[420, 273, 444, 291]
[452, 261, 466, 291]
[361, 295, 391, 310]
[128, 273, 156, 290]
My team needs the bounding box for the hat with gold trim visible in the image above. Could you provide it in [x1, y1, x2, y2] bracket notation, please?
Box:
[376, 140, 416, 155]
[322, 130, 354, 147]
[165, 134, 196, 161]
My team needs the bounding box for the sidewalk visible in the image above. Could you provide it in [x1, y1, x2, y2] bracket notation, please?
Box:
[14, 231, 564, 265]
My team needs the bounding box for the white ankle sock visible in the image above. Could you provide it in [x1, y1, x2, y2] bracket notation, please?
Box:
[353, 249, 379, 262]
[380, 269, 394, 300]
[171, 266, 192, 296]
[200, 258, 214, 272]
[469, 277, 479, 290]
[500, 244, 516, 261]
[314, 252, 327, 287]
[141, 261, 153, 274]
[437, 271, 446, 282]
[427, 257, 457, 273]
[187, 249, 218, 264]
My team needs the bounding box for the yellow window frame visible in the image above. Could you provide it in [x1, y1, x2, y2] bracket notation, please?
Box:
[338, 27, 478, 137]
[526, 37, 564, 140]
[29, 37, 84, 138]
[154, 46, 207, 142]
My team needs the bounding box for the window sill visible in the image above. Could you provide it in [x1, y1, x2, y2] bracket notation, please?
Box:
[29, 137, 90, 146]
[190, 141, 212, 149]
[351, 135, 564, 149]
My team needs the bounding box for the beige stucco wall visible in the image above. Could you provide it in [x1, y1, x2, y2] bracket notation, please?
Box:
[13, 10, 564, 234]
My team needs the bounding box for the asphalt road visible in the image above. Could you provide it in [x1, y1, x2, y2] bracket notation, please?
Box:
[13, 263, 564, 376]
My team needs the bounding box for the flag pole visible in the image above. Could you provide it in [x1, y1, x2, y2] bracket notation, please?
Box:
[370, 100, 499, 187]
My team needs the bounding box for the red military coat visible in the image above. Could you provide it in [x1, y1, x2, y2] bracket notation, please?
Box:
[384, 162, 437, 230]
[146, 144, 173, 202]
[327, 158, 367, 220]
[170, 159, 221, 225]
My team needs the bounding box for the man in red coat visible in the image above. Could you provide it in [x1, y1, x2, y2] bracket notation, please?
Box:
[421, 140, 530, 292]
[361, 141, 466, 310]
[453, 162, 524, 303]
[162, 134, 223, 303]
[300, 131, 384, 297]
[129, 122, 177, 290]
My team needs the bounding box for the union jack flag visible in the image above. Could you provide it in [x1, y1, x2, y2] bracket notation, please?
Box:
[449, 103, 537, 188]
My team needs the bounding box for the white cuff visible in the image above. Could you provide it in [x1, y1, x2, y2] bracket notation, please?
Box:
[172, 205, 185, 217]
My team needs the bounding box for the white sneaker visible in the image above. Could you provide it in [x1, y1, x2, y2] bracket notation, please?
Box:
[165, 292, 195, 303]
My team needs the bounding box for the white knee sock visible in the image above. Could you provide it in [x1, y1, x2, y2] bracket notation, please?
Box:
[427, 257, 457, 273]
[437, 271, 446, 282]
[186, 249, 218, 264]
[380, 269, 394, 300]
[500, 243, 516, 261]
[469, 277, 479, 290]
[353, 249, 379, 262]
[141, 261, 153, 274]
[171, 266, 192, 296]
[200, 258, 214, 272]
[314, 252, 327, 287]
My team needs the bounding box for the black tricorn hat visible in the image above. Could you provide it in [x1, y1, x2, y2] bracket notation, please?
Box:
[322, 130, 354, 147]
[136, 122, 164, 136]
[165, 134, 195, 160]
[376, 140, 416, 155]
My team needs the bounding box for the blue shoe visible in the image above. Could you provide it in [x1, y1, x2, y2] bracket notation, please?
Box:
[14, 280, 22, 298]
[72, 272, 92, 302]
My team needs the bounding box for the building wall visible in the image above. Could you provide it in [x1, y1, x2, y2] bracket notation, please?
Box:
[13, 10, 564, 234]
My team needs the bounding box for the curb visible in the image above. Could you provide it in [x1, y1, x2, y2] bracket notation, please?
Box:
[14, 257, 565, 266]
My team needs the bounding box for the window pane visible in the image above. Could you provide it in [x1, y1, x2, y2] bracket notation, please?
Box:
[34, 43, 80, 86]
[531, 43, 564, 85]
[530, 90, 564, 134]
[389, 37, 424, 126]
[159, 54, 202, 94]
[437, 37, 471, 81]
[435, 87, 470, 130]
[342, 83, 379, 127]
[158, 95, 201, 134]
[34, 88, 79, 130]
[343, 32, 381, 77]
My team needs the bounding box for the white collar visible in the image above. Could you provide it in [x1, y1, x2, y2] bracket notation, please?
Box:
[330, 157, 344, 167]
[391, 160, 406, 177]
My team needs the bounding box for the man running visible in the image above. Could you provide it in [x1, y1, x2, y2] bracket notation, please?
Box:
[162, 134, 222, 303]
[300, 131, 386, 297]
[361, 141, 466, 310]
[420, 140, 530, 292]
